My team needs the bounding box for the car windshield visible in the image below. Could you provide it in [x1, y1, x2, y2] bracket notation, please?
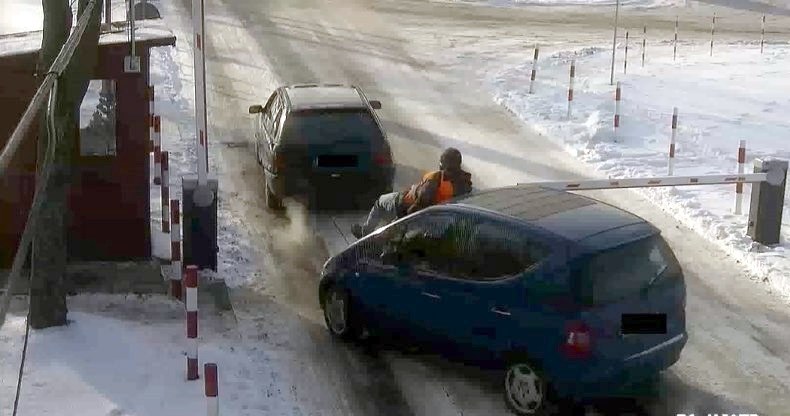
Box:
[280, 109, 383, 144]
[577, 235, 678, 305]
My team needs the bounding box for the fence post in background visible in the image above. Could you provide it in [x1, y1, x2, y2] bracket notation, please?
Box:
[529, 45, 539, 94]
[614, 82, 622, 140]
[610, 0, 620, 85]
[170, 199, 183, 300]
[641, 25, 646, 67]
[567, 59, 575, 119]
[735, 140, 746, 214]
[673, 16, 678, 61]
[186, 265, 199, 380]
[624, 31, 629, 74]
[153, 115, 161, 185]
[710, 12, 716, 56]
[761, 15, 766, 54]
[205, 363, 218, 416]
[668, 107, 678, 176]
[161, 151, 170, 233]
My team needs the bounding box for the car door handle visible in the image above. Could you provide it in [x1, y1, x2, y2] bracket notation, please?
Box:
[421, 291, 441, 300]
[491, 307, 511, 316]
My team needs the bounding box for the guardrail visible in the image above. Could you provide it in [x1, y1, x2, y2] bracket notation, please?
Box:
[518, 158, 788, 245]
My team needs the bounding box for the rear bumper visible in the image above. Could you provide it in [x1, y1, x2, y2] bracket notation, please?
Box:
[270, 167, 394, 198]
[549, 331, 687, 399]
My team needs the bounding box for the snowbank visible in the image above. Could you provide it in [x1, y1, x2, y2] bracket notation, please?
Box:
[440, 0, 686, 8]
[484, 41, 790, 298]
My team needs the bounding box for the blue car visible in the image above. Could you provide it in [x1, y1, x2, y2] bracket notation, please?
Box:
[318, 185, 687, 415]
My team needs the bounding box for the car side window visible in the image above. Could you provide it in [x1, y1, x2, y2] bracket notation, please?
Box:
[463, 220, 550, 280]
[374, 212, 460, 273]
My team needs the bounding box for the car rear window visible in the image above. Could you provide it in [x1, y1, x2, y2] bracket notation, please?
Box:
[577, 235, 680, 305]
[280, 109, 383, 145]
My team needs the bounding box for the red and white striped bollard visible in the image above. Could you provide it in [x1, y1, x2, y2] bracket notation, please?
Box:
[760, 15, 766, 54]
[148, 86, 155, 150]
[529, 45, 539, 94]
[170, 199, 183, 300]
[641, 25, 646, 67]
[153, 115, 162, 185]
[624, 31, 629, 74]
[668, 107, 678, 176]
[673, 16, 678, 61]
[205, 363, 218, 416]
[567, 59, 575, 119]
[186, 265, 199, 380]
[614, 82, 621, 139]
[710, 12, 716, 56]
[161, 151, 170, 233]
[735, 140, 746, 215]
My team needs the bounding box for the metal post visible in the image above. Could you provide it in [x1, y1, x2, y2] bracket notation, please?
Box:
[610, 0, 620, 85]
[529, 45, 539, 94]
[735, 140, 746, 214]
[641, 25, 646, 67]
[104, 0, 111, 26]
[710, 12, 716, 56]
[193, 0, 209, 188]
[673, 16, 678, 61]
[129, 0, 135, 57]
[668, 107, 678, 176]
[624, 31, 629, 74]
[761, 15, 766, 54]
[567, 59, 575, 119]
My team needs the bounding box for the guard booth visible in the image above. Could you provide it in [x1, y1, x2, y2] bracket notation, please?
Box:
[0, 21, 176, 268]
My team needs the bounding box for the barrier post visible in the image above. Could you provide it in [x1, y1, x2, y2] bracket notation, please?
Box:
[153, 115, 162, 185]
[205, 363, 218, 416]
[710, 12, 716, 56]
[747, 159, 788, 245]
[641, 25, 646, 67]
[668, 107, 678, 176]
[624, 31, 629, 74]
[148, 86, 155, 150]
[170, 200, 183, 300]
[185, 265, 199, 380]
[761, 15, 766, 54]
[614, 82, 622, 139]
[673, 16, 678, 61]
[567, 59, 575, 119]
[529, 45, 539, 94]
[161, 151, 170, 233]
[735, 140, 746, 214]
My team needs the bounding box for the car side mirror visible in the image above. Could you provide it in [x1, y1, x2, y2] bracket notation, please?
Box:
[248, 104, 263, 114]
[369, 100, 382, 110]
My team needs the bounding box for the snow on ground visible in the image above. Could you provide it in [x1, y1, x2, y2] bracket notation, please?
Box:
[437, 0, 686, 8]
[0, 294, 299, 416]
[464, 40, 790, 299]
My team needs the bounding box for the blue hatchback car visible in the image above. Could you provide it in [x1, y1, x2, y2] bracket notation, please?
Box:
[318, 185, 687, 415]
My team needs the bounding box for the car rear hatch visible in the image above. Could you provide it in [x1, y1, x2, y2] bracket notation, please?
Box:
[571, 233, 686, 370]
[276, 108, 390, 181]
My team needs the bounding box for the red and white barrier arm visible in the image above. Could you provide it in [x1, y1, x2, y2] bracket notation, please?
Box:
[185, 265, 199, 380]
[567, 59, 575, 119]
[529, 45, 539, 95]
[153, 115, 162, 185]
[170, 199, 183, 300]
[668, 107, 678, 176]
[736, 140, 746, 214]
[205, 363, 218, 416]
[614, 82, 621, 138]
[193, 0, 209, 185]
[161, 151, 170, 233]
[518, 172, 768, 191]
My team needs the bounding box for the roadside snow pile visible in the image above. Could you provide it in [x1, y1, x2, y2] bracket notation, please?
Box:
[441, 0, 686, 8]
[0, 294, 291, 416]
[486, 42, 790, 298]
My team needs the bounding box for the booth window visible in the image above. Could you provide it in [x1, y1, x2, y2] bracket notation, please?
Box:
[79, 79, 117, 156]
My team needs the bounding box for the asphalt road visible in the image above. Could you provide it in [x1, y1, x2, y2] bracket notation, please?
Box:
[159, 0, 790, 414]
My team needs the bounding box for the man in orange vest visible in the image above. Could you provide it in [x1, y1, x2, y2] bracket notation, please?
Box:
[350, 147, 472, 239]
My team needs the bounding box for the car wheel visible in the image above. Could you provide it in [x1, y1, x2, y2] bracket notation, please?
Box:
[322, 285, 358, 341]
[504, 361, 551, 416]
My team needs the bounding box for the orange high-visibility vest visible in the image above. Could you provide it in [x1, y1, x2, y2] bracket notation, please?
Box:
[402, 171, 454, 206]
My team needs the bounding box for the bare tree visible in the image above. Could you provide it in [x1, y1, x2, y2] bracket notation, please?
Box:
[30, 0, 102, 329]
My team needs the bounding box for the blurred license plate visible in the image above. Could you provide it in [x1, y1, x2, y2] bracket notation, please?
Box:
[621, 313, 666, 334]
[316, 155, 357, 168]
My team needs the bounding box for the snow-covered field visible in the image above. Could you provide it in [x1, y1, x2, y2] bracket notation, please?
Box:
[469, 41, 790, 298]
[439, 0, 686, 8]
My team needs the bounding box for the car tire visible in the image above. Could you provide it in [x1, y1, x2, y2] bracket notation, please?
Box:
[503, 360, 552, 416]
[322, 285, 358, 341]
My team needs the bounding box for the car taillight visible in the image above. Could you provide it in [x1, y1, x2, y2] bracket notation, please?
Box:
[374, 151, 392, 166]
[561, 320, 592, 359]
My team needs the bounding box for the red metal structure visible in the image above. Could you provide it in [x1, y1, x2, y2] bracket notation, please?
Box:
[0, 23, 176, 267]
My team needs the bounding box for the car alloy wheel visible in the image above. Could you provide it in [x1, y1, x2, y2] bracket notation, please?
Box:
[504, 362, 548, 415]
[323, 286, 354, 340]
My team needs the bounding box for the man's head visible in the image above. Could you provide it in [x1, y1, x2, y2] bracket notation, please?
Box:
[439, 147, 462, 171]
